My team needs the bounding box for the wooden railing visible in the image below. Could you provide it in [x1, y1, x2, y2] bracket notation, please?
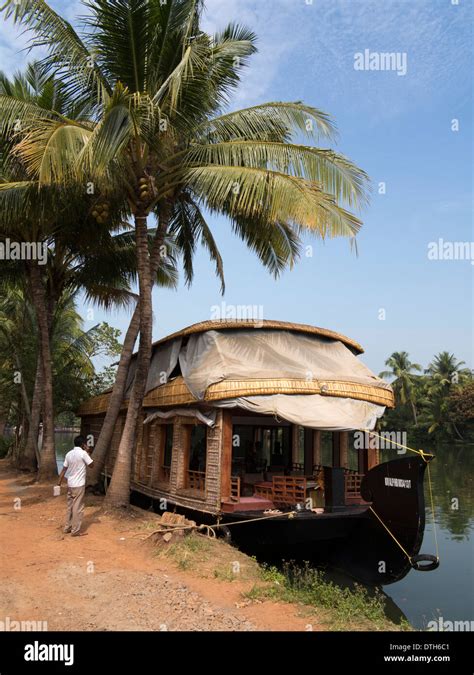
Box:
[254, 481, 273, 500]
[187, 470, 206, 492]
[344, 469, 364, 503]
[230, 475, 241, 501]
[251, 469, 367, 508]
[272, 476, 307, 506]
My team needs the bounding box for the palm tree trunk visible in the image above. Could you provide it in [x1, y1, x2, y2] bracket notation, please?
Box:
[29, 264, 57, 481]
[19, 357, 43, 471]
[104, 213, 154, 508]
[411, 400, 418, 426]
[88, 221, 168, 486]
[87, 305, 140, 485]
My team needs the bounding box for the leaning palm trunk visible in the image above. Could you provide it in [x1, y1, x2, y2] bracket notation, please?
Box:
[19, 357, 43, 471]
[29, 264, 57, 480]
[104, 214, 154, 507]
[87, 305, 140, 485]
[88, 222, 169, 486]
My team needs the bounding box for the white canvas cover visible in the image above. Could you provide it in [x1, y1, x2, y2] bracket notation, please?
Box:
[126, 337, 183, 395]
[144, 408, 216, 427]
[136, 328, 390, 431]
[178, 330, 391, 400]
[215, 395, 385, 431]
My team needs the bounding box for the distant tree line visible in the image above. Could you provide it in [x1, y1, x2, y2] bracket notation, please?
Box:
[379, 351, 474, 442]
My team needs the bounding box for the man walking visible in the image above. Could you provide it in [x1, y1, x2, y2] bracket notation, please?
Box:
[57, 436, 94, 537]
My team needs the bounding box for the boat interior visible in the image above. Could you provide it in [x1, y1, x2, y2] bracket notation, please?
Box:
[151, 408, 379, 514]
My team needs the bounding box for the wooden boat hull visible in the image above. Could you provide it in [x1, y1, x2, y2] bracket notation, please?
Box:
[129, 455, 433, 586]
[221, 456, 431, 585]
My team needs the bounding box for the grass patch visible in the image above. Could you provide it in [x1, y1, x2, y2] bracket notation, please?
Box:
[154, 532, 261, 580]
[245, 562, 411, 631]
[157, 532, 215, 570]
[150, 530, 410, 631]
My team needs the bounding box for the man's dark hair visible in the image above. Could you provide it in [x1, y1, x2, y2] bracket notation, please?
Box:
[74, 435, 87, 448]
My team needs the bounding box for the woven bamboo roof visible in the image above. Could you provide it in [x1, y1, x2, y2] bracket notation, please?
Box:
[78, 375, 395, 416]
[152, 319, 364, 354]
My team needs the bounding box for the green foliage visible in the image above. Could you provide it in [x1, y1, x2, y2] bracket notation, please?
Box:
[0, 436, 14, 458]
[0, 0, 370, 285]
[86, 322, 122, 359]
[380, 351, 473, 442]
[448, 383, 474, 426]
[249, 562, 409, 631]
[0, 281, 124, 426]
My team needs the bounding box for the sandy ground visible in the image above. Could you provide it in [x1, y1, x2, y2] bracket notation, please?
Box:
[0, 462, 317, 632]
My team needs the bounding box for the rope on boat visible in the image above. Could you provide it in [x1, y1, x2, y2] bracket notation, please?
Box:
[368, 505, 413, 562]
[359, 429, 433, 462]
[426, 462, 440, 562]
[144, 510, 297, 540]
[144, 432, 440, 571]
[361, 429, 440, 570]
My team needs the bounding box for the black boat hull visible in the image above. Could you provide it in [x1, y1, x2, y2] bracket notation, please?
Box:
[221, 455, 431, 585]
[130, 455, 433, 586]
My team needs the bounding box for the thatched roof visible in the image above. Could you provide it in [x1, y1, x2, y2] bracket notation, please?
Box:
[152, 319, 364, 355]
[77, 320, 395, 418]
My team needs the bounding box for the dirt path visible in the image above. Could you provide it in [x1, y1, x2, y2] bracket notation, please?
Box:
[0, 463, 315, 631]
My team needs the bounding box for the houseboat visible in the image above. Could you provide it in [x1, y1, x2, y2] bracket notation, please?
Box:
[78, 320, 438, 584]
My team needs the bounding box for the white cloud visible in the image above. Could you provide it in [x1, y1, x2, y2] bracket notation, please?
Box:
[202, 0, 299, 107]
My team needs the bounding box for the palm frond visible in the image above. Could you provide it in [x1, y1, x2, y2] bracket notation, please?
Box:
[14, 119, 91, 183]
[198, 102, 337, 142]
[165, 165, 362, 239]
[1, 0, 111, 106]
[177, 140, 370, 208]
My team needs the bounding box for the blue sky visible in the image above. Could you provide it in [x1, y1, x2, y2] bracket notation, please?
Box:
[1, 0, 472, 373]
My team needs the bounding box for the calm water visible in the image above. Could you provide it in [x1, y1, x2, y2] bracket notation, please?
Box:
[54, 432, 473, 630]
[55, 431, 76, 470]
[379, 443, 474, 630]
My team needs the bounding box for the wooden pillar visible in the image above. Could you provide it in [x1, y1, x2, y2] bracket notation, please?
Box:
[358, 447, 367, 474]
[339, 431, 349, 469]
[312, 430, 321, 468]
[291, 424, 300, 465]
[173, 421, 188, 492]
[332, 432, 341, 468]
[220, 411, 233, 500]
[303, 428, 313, 476]
[367, 432, 379, 470]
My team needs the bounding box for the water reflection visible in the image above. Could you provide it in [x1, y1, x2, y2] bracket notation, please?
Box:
[379, 442, 473, 629]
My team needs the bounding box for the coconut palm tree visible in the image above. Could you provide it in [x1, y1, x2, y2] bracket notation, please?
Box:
[426, 352, 471, 387]
[1, 0, 370, 506]
[421, 352, 472, 437]
[0, 285, 38, 463]
[380, 351, 422, 425]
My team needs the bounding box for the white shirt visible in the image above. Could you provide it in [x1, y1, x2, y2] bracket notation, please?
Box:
[63, 447, 93, 488]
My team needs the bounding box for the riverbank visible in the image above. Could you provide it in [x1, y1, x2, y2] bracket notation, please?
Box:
[0, 461, 406, 631]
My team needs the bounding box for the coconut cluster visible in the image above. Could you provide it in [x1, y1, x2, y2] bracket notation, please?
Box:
[91, 200, 111, 225]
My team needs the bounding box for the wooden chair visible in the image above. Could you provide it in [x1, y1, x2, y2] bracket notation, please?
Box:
[272, 476, 307, 507]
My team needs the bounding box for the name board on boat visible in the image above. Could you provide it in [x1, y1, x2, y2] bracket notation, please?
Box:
[384, 477, 412, 489]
